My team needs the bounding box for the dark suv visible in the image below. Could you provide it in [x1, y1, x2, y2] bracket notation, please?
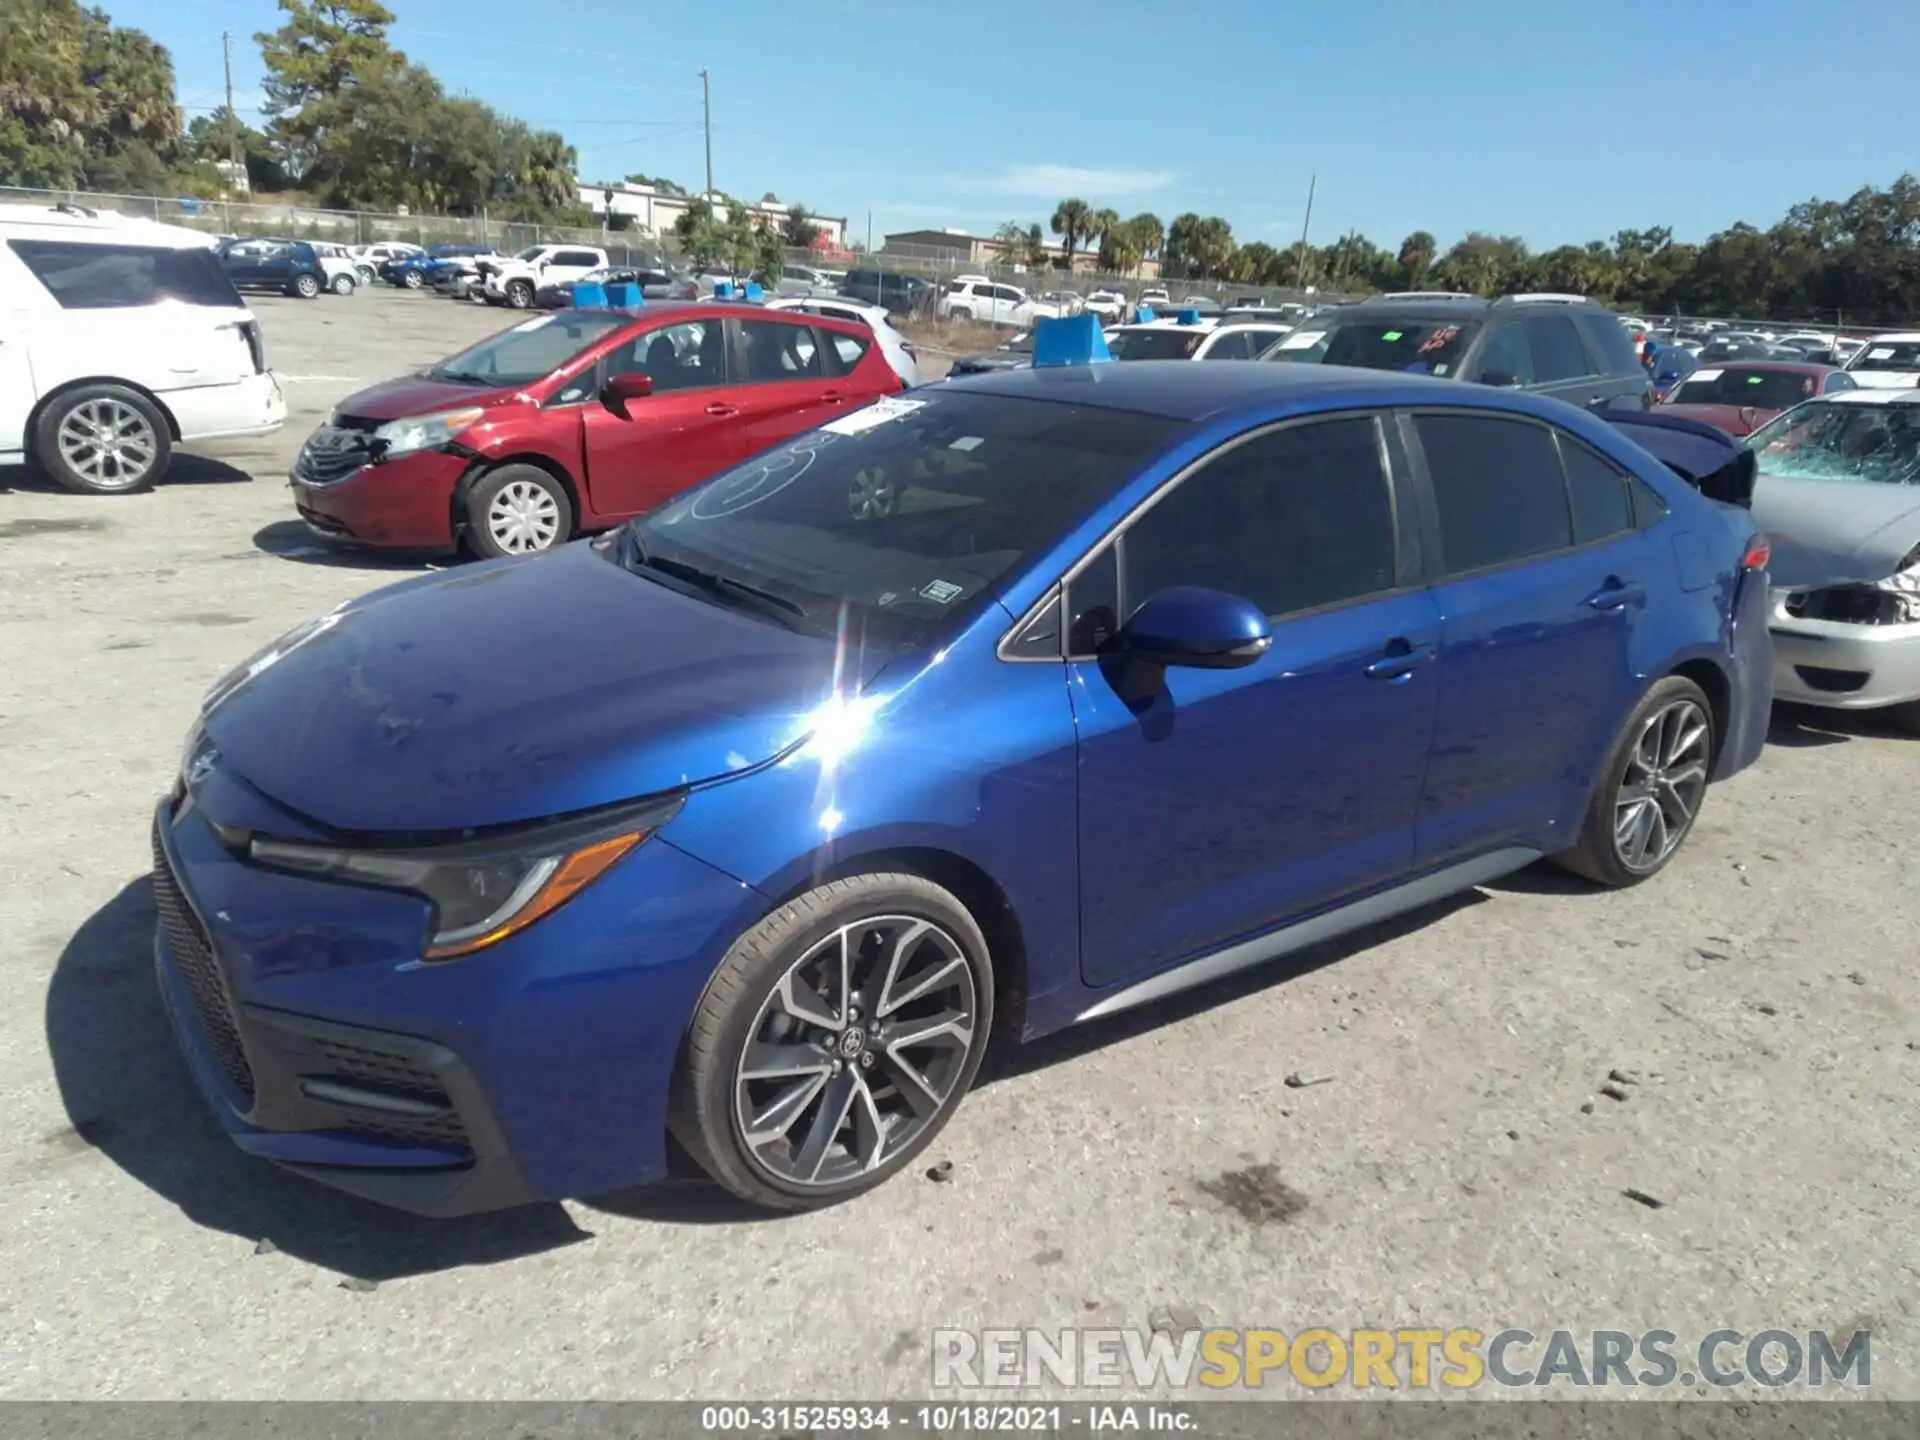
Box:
[840, 267, 934, 316]
[1263, 292, 1652, 411]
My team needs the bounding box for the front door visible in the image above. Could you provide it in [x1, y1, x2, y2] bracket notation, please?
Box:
[580, 316, 746, 521]
[1405, 410, 1654, 866]
[729, 317, 844, 456]
[1073, 415, 1443, 989]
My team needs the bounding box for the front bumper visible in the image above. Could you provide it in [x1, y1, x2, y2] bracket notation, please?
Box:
[290, 447, 471, 550]
[150, 791, 758, 1214]
[1769, 593, 1920, 709]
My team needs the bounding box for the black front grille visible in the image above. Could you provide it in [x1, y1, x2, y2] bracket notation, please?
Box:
[293, 425, 376, 485]
[151, 820, 255, 1101]
[312, 1039, 469, 1148]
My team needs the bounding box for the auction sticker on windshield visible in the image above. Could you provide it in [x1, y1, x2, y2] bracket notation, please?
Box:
[822, 396, 927, 437]
[1688, 368, 1723, 383]
[1278, 331, 1325, 350]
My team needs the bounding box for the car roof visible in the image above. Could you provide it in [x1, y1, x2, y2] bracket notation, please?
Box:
[1825, 388, 1920, 407]
[951, 358, 1541, 421]
[621, 301, 867, 334]
[0, 204, 217, 250]
[1686, 360, 1836, 376]
[1113, 317, 1222, 333]
[1861, 332, 1920, 343]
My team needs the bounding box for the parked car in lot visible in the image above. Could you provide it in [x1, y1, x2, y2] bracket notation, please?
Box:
[0, 203, 284, 493]
[937, 277, 1066, 327]
[1745, 390, 1920, 730]
[1108, 313, 1294, 362]
[775, 263, 838, 298]
[763, 295, 922, 385]
[840, 267, 935, 316]
[1082, 289, 1127, 322]
[220, 238, 330, 298]
[478, 245, 610, 309]
[290, 303, 906, 557]
[1649, 344, 1699, 401]
[305, 241, 362, 295]
[1841, 333, 1920, 390]
[947, 329, 1036, 376]
[535, 264, 700, 309]
[1262, 292, 1652, 411]
[161, 361, 1771, 1216]
[345, 241, 423, 282]
[1659, 361, 1855, 436]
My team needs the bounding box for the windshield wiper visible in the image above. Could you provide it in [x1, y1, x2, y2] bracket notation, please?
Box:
[612, 528, 809, 625]
[432, 369, 495, 385]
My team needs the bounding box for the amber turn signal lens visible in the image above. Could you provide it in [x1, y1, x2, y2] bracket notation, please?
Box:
[423, 831, 643, 960]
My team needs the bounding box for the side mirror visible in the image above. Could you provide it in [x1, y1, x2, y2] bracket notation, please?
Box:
[1480, 369, 1520, 389]
[600, 371, 653, 416]
[1112, 586, 1271, 670]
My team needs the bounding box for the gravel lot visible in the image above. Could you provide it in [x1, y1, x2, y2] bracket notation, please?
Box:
[0, 289, 1915, 1403]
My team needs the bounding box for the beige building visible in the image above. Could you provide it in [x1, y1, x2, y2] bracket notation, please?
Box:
[580, 183, 848, 249]
[880, 227, 1160, 278]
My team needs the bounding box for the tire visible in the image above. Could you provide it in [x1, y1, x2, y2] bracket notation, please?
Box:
[463, 464, 573, 558]
[504, 279, 535, 309]
[291, 271, 321, 299]
[670, 872, 994, 1210]
[32, 384, 172, 495]
[329, 272, 356, 296]
[403, 269, 424, 289]
[948, 306, 972, 323]
[1553, 675, 1715, 887]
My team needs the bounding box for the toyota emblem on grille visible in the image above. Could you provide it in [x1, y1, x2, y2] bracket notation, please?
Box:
[185, 743, 219, 789]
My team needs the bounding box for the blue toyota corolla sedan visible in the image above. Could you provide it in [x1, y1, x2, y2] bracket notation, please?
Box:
[151, 362, 1774, 1214]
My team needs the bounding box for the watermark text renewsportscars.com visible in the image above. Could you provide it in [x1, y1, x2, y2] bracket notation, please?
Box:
[932, 1327, 1872, 1391]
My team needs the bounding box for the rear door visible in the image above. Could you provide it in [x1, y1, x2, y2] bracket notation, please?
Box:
[579, 316, 745, 520]
[1403, 409, 1656, 867]
[1521, 313, 1604, 410]
[728, 315, 843, 454]
[1574, 310, 1653, 409]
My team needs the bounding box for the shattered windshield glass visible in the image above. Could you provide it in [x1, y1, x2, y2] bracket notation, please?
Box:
[1746, 400, 1920, 486]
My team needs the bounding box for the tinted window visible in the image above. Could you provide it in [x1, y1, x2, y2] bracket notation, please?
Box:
[1524, 315, 1594, 383]
[1200, 331, 1257, 361]
[1669, 368, 1819, 411]
[9, 239, 243, 309]
[828, 331, 870, 369]
[1066, 546, 1121, 655]
[608, 319, 726, 392]
[1417, 414, 1572, 574]
[1122, 418, 1396, 620]
[633, 393, 1178, 650]
[1559, 436, 1633, 545]
[1476, 323, 1534, 386]
[1109, 328, 1206, 360]
[1576, 311, 1645, 375]
[554, 250, 602, 267]
[1629, 475, 1669, 527]
[740, 319, 824, 381]
[428, 311, 632, 386]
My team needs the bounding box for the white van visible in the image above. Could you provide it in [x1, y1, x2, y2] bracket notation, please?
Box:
[0, 203, 285, 493]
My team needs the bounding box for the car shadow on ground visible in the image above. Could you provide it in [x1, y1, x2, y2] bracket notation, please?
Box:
[1, 455, 252, 494]
[1766, 700, 1909, 747]
[47, 878, 590, 1282]
[252, 518, 450, 571]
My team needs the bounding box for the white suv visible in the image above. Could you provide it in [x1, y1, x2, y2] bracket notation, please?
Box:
[938, 277, 1064, 327]
[480, 244, 610, 309]
[0, 204, 286, 493]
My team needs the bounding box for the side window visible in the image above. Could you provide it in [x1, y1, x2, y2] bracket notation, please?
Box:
[1416, 413, 1573, 575]
[996, 286, 1024, 305]
[739, 319, 825, 382]
[1200, 331, 1255, 361]
[608, 319, 725, 392]
[556, 250, 602, 267]
[8, 239, 242, 309]
[1120, 418, 1397, 621]
[1065, 547, 1121, 656]
[1524, 315, 1595, 383]
[828, 331, 870, 370]
[1629, 475, 1669, 529]
[1575, 311, 1646, 377]
[1557, 434, 1634, 545]
[1476, 323, 1534, 386]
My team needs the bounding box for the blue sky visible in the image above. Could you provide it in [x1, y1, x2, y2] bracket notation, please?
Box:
[128, 0, 1920, 251]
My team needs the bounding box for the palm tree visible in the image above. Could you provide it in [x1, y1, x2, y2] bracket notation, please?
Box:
[1396, 230, 1437, 287]
[1050, 197, 1092, 269]
[520, 129, 576, 213]
[993, 220, 1028, 265]
[1126, 212, 1164, 275]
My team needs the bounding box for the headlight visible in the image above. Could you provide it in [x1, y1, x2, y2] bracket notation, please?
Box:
[371, 407, 485, 459]
[247, 795, 682, 960]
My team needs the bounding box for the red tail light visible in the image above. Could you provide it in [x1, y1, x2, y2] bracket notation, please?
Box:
[1742, 534, 1771, 570]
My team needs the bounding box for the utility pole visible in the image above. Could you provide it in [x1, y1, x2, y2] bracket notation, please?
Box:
[1296, 172, 1316, 291]
[700, 69, 714, 199]
[221, 31, 241, 192]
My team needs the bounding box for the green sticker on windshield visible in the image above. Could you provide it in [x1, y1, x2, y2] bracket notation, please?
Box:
[1381, 330, 1403, 342]
[1748, 374, 1764, 384]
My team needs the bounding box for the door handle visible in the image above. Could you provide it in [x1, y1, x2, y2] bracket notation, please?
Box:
[821, 391, 845, 405]
[1586, 581, 1645, 611]
[705, 402, 739, 417]
[1364, 640, 1436, 682]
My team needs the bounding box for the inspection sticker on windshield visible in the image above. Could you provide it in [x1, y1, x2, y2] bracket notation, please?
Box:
[1689, 368, 1723, 383]
[1278, 330, 1325, 350]
[821, 396, 926, 436]
[919, 579, 963, 604]
[1869, 347, 1895, 360]
[949, 436, 984, 452]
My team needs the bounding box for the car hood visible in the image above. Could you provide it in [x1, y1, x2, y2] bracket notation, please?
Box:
[1752, 473, 1920, 590]
[199, 543, 865, 834]
[332, 374, 528, 422]
[1658, 402, 1778, 436]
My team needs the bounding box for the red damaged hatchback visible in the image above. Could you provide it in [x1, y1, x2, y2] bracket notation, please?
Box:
[291, 303, 906, 556]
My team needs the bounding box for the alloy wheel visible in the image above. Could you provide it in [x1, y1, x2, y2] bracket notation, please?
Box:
[485, 479, 561, 553]
[733, 916, 979, 1190]
[1613, 698, 1709, 872]
[56, 399, 158, 491]
[295, 273, 320, 297]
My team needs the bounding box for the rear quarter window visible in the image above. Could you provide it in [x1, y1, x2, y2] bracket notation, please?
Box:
[8, 239, 244, 309]
[1576, 311, 1646, 377]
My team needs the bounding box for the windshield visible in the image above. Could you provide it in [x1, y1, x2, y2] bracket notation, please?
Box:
[1668, 368, 1818, 411]
[1107, 328, 1207, 360]
[514, 246, 544, 262]
[626, 392, 1179, 649]
[1263, 316, 1480, 376]
[427, 311, 629, 386]
[1747, 400, 1920, 486]
[1847, 341, 1920, 375]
